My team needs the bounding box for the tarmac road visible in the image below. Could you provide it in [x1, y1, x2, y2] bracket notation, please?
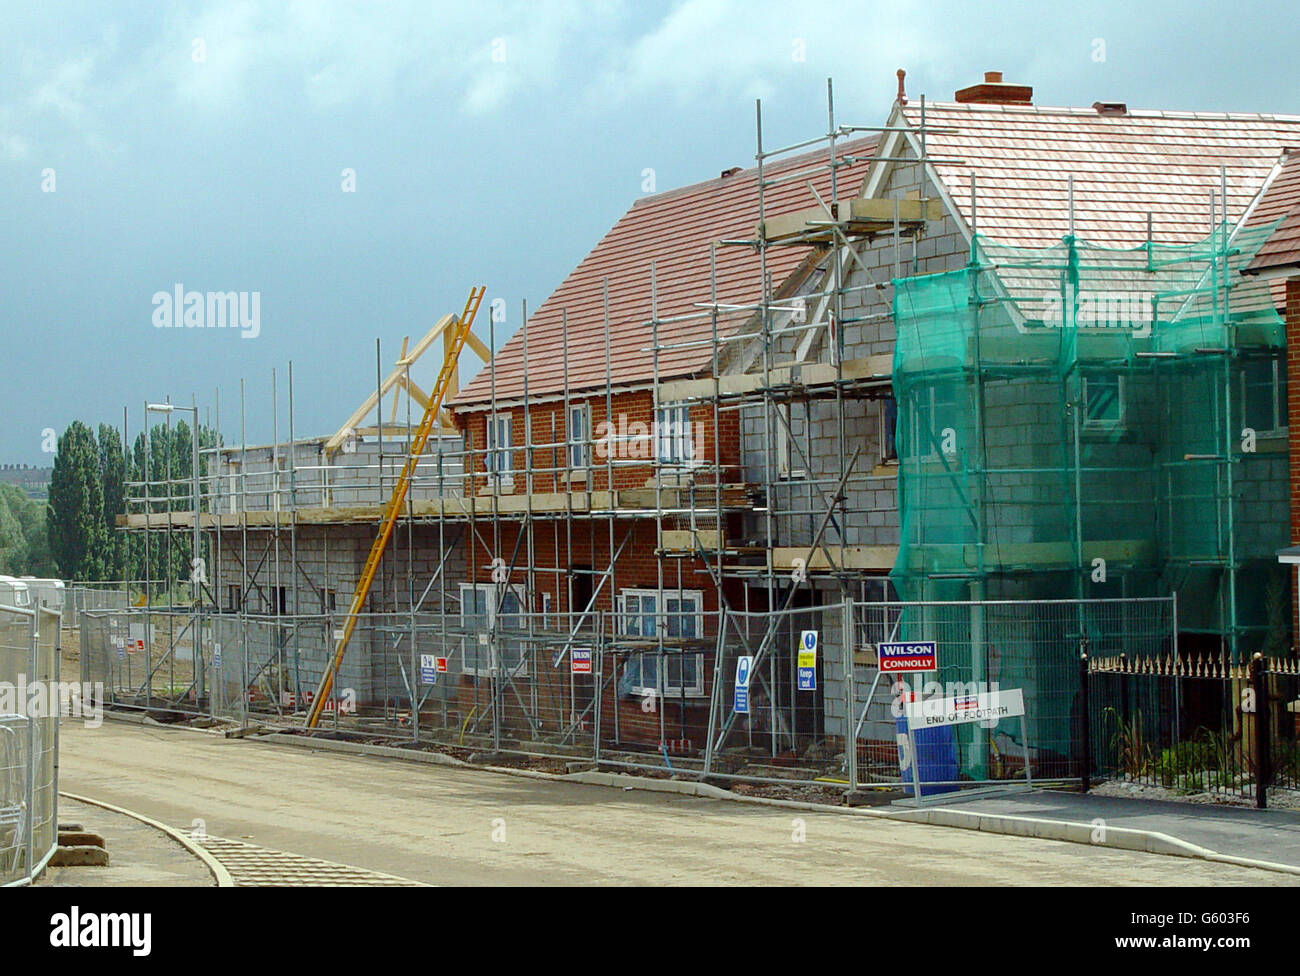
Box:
[56, 719, 1298, 886]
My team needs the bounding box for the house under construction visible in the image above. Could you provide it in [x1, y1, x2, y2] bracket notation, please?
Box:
[105, 71, 1300, 789]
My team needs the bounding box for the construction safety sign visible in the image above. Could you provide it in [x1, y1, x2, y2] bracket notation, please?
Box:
[797, 630, 817, 691]
[733, 655, 753, 714]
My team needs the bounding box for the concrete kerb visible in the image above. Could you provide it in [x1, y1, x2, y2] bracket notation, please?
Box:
[105, 711, 1300, 878]
[58, 790, 234, 888]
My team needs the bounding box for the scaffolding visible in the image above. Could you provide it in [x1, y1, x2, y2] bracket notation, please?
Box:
[107, 79, 947, 772]
[102, 84, 1294, 793]
[891, 194, 1290, 663]
[648, 80, 943, 760]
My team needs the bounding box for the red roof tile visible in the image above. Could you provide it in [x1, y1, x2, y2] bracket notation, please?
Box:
[1245, 150, 1300, 274]
[899, 102, 1300, 247]
[452, 139, 876, 406]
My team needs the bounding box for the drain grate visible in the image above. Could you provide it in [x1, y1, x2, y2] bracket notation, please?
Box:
[189, 834, 427, 887]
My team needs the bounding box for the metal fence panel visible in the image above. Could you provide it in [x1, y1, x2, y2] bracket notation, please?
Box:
[89, 596, 1300, 808]
[0, 604, 59, 886]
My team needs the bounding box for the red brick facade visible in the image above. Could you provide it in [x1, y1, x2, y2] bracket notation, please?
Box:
[446, 388, 743, 750]
[456, 388, 739, 494]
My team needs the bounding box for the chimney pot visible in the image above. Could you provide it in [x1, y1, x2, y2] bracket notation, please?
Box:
[984, 71, 1003, 83]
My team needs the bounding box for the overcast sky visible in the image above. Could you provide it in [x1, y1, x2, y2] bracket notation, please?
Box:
[3, 0, 1298, 463]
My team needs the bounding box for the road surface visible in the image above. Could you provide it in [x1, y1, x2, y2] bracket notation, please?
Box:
[56, 719, 1296, 886]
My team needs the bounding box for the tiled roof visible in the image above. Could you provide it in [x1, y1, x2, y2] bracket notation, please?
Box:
[451, 139, 876, 406]
[898, 102, 1300, 248]
[1245, 150, 1300, 274]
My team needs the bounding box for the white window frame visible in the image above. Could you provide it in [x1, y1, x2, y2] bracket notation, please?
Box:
[485, 413, 513, 487]
[567, 402, 591, 470]
[776, 402, 807, 480]
[618, 588, 705, 698]
[1082, 374, 1126, 431]
[656, 404, 696, 468]
[909, 386, 957, 461]
[459, 581, 528, 676]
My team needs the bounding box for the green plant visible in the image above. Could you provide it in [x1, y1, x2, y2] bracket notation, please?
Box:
[1104, 707, 1152, 780]
[1153, 737, 1217, 790]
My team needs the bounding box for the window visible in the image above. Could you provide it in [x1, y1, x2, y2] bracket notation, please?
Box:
[776, 402, 806, 480]
[567, 402, 591, 469]
[321, 588, 336, 612]
[1082, 374, 1125, 430]
[226, 461, 240, 514]
[485, 414, 513, 485]
[227, 584, 242, 612]
[656, 404, 694, 467]
[908, 385, 958, 460]
[459, 582, 527, 675]
[618, 588, 705, 698]
[879, 396, 898, 463]
[1242, 356, 1287, 436]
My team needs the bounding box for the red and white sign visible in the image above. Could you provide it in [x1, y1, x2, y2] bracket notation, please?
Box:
[435, 657, 448, 673]
[905, 688, 1026, 728]
[878, 641, 938, 673]
[571, 648, 593, 675]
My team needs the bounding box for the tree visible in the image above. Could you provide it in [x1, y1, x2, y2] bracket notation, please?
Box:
[0, 484, 57, 577]
[98, 423, 127, 580]
[47, 422, 105, 580]
[0, 488, 26, 572]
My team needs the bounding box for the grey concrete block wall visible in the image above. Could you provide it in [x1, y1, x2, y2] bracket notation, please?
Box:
[211, 435, 465, 513]
[209, 521, 469, 707]
[736, 150, 968, 553]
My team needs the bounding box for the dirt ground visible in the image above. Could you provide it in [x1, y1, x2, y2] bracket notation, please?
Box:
[56, 718, 1299, 887]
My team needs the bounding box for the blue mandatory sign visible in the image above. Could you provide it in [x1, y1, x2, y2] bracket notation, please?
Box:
[797, 630, 818, 691]
[733, 655, 753, 714]
[418, 653, 438, 685]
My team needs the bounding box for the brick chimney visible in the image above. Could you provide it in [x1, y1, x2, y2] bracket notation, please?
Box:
[955, 71, 1032, 105]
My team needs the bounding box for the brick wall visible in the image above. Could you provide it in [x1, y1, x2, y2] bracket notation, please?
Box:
[455, 388, 739, 494]
[456, 517, 738, 748]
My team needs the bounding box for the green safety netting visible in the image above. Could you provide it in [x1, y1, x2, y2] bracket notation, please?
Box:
[890, 222, 1289, 660]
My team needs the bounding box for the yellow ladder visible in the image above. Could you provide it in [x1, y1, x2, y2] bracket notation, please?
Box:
[306, 285, 486, 728]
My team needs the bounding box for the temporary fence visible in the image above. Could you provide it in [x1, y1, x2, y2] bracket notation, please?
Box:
[0, 604, 59, 886]
[82, 595, 1194, 801]
[62, 583, 146, 628]
[1088, 651, 1300, 809]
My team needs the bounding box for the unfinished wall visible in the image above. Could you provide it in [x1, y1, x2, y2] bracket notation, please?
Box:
[737, 150, 969, 553]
